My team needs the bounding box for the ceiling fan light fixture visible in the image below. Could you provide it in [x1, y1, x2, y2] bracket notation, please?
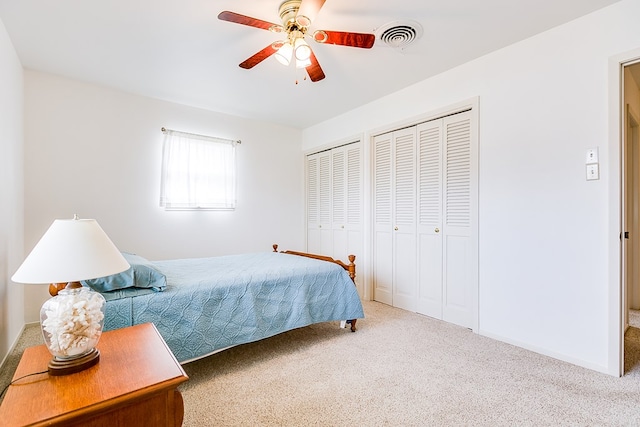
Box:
[217, 1, 373, 82]
[294, 38, 311, 61]
[275, 41, 293, 66]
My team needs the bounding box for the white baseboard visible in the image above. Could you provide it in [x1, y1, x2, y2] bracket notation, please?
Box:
[478, 329, 612, 376]
[0, 321, 39, 373]
[0, 323, 26, 373]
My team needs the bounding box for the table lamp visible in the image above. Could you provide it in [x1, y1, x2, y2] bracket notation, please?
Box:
[11, 215, 130, 376]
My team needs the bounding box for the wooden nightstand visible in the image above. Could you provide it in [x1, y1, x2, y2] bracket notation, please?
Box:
[0, 323, 189, 426]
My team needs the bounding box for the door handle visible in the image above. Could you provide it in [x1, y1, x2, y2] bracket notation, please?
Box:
[394, 226, 399, 231]
[435, 228, 440, 233]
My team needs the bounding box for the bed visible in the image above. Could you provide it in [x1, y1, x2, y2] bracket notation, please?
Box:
[76, 245, 364, 363]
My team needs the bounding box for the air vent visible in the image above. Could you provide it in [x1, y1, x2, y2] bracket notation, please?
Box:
[376, 20, 423, 49]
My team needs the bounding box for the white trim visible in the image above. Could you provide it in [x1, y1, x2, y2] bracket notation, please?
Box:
[302, 133, 363, 156]
[0, 322, 31, 373]
[367, 97, 478, 139]
[470, 100, 480, 333]
[479, 330, 610, 375]
[362, 131, 373, 301]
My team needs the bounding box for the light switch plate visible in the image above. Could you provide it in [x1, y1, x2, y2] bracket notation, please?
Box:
[586, 163, 599, 180]
[586, 148, 599, 164]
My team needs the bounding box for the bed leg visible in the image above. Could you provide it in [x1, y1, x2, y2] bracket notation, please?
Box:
[343, 319, 357, 332]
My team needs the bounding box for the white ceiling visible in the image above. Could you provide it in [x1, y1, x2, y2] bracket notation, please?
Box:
[0, 0, 621, 129]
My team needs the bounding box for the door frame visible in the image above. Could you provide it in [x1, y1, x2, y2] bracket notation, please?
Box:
[608, 49, 640, 376]
[627, 104, 640, 316]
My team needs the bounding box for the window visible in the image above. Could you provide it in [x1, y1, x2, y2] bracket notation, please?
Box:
[160, 128, 237, 210]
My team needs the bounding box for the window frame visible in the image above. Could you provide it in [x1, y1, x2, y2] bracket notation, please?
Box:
[159, 128, 238, 211]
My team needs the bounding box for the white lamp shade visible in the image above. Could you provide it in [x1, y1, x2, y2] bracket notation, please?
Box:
[12, 218, 130, 284]
[294, 38, 311, 61]
[275, 42, 293, 66]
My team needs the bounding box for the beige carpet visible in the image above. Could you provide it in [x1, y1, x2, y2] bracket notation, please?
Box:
[3, 301, 640, 426]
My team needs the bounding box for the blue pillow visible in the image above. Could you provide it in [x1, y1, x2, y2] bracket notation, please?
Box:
[100, 287, 159, 302]
[82, 252, 166, 293]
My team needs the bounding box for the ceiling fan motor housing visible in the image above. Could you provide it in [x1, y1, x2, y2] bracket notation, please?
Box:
[279, 0, 304, 27]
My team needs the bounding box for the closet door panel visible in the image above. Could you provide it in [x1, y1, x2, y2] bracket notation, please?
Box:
[442, 111, 474, 328]
[306, 142, 364, 295]
[335, 143, 362, 262]
[416, 121, 443, 317]
[393, 232, 417, 311]
[346, 229, 362, 265]
[373, 133, 393, 305]
[307, 230, 322, 255]
[418, 233, 443, 317]
[332, 229, 348, 258]
[443, 235, 472, 327]
[306, 151, 332, 255]
[306, 154, 321, 254]
[318, 151, 333, 255]
[331, 147, 346, 259]
[392, 128, 417, 311]
[374, 231, 393, 305]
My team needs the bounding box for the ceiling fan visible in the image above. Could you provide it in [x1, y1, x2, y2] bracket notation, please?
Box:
[218, 0, 376, 82]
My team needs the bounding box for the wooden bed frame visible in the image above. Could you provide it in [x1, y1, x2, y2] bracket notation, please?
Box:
[272, 244, 358, 332]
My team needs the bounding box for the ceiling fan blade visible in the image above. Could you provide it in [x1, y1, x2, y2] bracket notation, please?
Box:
[218, 11, 279, 31]
[239, 45, 278, 69]
[296, 0, 326, 25]
[314, 30, 375, 49]
[305, 51, 326, 82]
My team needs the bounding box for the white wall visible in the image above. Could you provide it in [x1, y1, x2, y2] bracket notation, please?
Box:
[302, 0, 640, 374]
[0, 17, 24, 365]
[23, 71, 304, 322]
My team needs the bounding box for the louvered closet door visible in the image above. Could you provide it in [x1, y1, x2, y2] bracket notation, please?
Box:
[373, 128, 417, 310]
[442, 111, 474, 328]
[416, 110, 474, 328]
[373, 133, 393, 305]
[331, 143, 363, 263]
[307, 154, 320, 253]
[373, 109, 476, 327]
[306, 151, 332, 255]
[392, 127, 418, 311]
[331, 147, 347, 256]
[417, 120, 444, 318]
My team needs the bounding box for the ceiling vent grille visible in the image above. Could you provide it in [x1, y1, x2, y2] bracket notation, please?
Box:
[376, 20, 423, 49]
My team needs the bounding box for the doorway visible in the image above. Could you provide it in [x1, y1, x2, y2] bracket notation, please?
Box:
[622, 62, 640, 374]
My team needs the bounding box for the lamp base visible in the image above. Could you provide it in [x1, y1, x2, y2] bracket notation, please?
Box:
[48, 348, 100, 376]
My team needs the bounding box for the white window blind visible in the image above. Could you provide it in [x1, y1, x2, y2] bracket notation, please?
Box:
[160, 128, 237, 210]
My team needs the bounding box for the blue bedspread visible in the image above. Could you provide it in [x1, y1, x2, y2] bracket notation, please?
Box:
[103, 252, 364, 362]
